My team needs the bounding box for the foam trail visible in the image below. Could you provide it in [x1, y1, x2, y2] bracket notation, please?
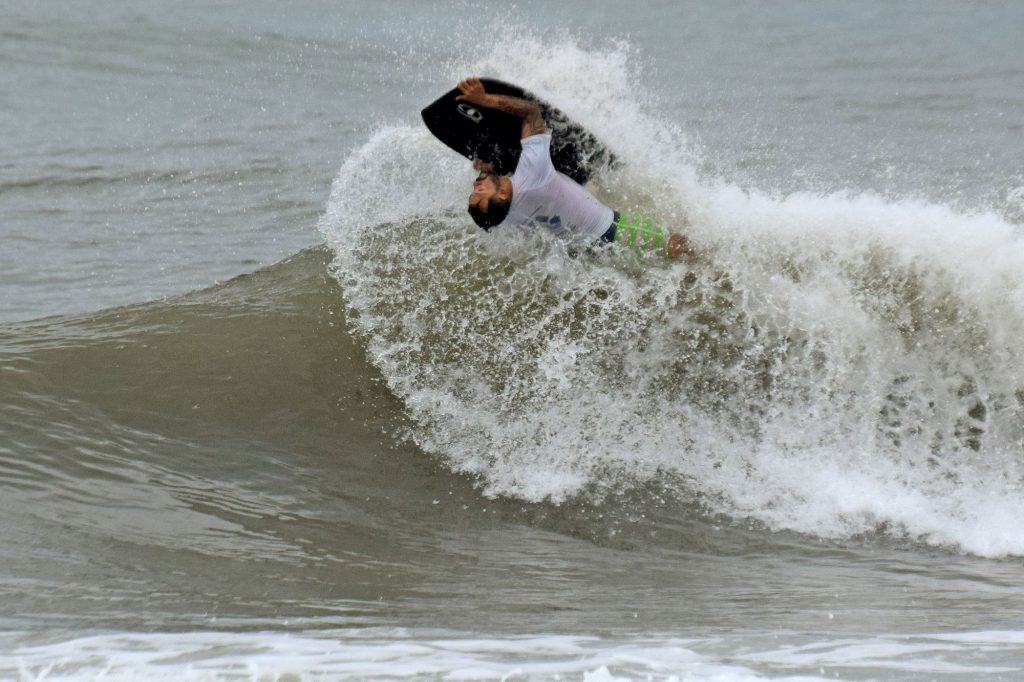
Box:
[1, 630, 820, 681]
[12, 628, 1024, 679]
[320, 33, 1024, 557]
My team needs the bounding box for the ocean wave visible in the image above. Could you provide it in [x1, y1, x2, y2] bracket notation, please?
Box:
[318, 35, 1024, 557]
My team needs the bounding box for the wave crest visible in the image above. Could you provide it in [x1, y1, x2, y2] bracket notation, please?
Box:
[319, 36, 1024, 557]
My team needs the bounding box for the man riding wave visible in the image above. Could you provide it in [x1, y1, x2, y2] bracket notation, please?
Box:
[457, 77, 692, 259]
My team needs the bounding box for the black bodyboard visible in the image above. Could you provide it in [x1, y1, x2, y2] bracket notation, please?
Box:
[420, 79, 614, 185]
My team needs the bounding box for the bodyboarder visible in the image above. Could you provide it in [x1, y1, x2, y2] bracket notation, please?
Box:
[457, 77, 693, 259]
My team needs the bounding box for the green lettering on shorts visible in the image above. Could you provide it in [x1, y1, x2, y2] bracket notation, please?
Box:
[613, 213, 667, 252]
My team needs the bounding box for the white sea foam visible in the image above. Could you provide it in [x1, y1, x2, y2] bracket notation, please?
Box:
[9, 628, 1024, 680]
[320, 33, 1024, 558]
[1, 630, 795, 681]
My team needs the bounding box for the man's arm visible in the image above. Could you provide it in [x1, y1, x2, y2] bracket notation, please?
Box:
[456, 77, 545, 140]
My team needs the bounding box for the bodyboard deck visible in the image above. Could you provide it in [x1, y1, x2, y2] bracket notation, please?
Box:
[421, 79, 614, 185]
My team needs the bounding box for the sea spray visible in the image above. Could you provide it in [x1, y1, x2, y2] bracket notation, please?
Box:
[320, 35, 1024, 557]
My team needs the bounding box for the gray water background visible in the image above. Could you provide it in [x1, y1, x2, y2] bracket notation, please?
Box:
[3, 0, 1021, 321]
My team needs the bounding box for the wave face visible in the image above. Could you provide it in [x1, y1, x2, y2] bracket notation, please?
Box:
[319, 35, 1024, 557]
[0, 249, 411, 599]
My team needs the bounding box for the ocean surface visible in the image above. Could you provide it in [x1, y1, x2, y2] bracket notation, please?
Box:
[3, 1, 1024, 679]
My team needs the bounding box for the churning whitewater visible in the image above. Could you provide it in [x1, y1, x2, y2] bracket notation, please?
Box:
[319, 35, 1024, 558]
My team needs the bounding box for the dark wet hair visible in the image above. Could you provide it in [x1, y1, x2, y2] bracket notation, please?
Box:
[468, 196, 511, 231]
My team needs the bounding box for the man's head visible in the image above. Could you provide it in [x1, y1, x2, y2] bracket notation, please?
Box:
[467, 172, 512, 230]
